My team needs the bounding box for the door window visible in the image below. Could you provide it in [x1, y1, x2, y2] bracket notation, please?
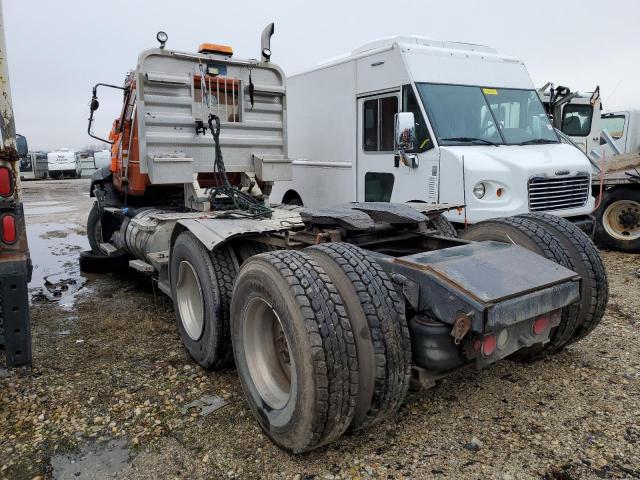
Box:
[402, 85, 433, 151]
[561, 104, 593, 137]
[364, 172, 394, 201]
[601, 114, 625, 140]
[362, 96, 398, 152]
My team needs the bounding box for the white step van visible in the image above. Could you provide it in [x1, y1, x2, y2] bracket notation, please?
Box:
[271, 37, 595, 226]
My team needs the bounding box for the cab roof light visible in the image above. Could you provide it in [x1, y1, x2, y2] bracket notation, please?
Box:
[0, 166, 13, 197]
[198, 43, 233, 56]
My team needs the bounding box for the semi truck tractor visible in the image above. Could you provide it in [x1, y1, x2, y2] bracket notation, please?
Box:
[269, 36, 595, 232]
[84, 27, 608, 453]
[541, 84, 640, 251]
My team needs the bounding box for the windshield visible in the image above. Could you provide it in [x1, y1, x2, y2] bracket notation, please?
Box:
[416, 83, 558, 146]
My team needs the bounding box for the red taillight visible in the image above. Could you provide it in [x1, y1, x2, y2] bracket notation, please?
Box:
[532, 315, 550, 335]
[481, 335, 497, 357]
[0, 167, 12, 197]
[2, 214, 16, 243]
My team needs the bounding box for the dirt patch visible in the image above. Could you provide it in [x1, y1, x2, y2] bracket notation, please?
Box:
[40, 231, 69, 239]
[1, 251, 639, 479]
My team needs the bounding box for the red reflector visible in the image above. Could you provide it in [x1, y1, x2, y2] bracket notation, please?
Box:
[0, 167, 12, 197]
[2, 214, 16, 243]
[482, 335, 497, 357]
[533, 315, 550, 335]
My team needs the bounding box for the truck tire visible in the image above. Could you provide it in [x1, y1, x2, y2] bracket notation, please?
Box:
[231, 239, 275, 265]
[231, 250, 358, 453]
[305, 242, 411, 431]
[429, 214, 457, 238]
[79, 250, 129, 274]
[518, 213, 608, 345]
[87, 203, 105, 255]
[170, 232, 238, 370]
[87, 202, 123, 255]
[594, 187, 640, 252]
[461, 217, 580, 359]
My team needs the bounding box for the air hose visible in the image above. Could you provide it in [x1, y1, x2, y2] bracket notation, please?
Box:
[205, 114, 271, 218]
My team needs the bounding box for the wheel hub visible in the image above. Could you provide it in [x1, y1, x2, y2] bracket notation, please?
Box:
[176, 260, 205, 341]
[603, 199, 640, 241]
[243, 297, 292, 410]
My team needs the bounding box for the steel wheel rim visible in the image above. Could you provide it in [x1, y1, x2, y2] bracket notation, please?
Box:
[94, 218, 103, 245]
[603, 200, 640, 241]
[243, 297, 292, 410]
[176, 260, 205, 341]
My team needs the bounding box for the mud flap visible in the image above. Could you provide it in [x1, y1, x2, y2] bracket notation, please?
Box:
[0, 263, 32, 367]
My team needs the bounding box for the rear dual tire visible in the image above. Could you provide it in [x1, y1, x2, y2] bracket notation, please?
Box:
[231, 250, 358, 452]
[231, 246, 411, 452]
[461, 214, 607, 360]
[305, 243, 411, 431]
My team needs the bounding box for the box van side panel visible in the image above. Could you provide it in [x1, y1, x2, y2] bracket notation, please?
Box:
[271, 61, 356, 207]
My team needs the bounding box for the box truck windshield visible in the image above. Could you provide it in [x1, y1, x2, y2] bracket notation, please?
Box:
[418, 84, 558, 146]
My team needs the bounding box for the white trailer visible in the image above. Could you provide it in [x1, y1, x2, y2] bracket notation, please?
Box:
[47, 148, 81, 179]
[270, 36, 595, 229]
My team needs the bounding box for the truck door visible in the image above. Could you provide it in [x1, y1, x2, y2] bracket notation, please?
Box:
[356, 86, 438, 203]
[560, 101, 600, 155]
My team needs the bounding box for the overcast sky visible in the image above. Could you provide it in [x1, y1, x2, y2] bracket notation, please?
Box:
[4, 0, 640, 151]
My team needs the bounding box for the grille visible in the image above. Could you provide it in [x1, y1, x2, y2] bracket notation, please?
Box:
[528, 174, 590, 212]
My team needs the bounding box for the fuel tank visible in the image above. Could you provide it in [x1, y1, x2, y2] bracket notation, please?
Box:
[112, 208, 174, 262]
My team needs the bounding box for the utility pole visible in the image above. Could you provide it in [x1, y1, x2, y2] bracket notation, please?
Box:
[0, 0, 32, 367]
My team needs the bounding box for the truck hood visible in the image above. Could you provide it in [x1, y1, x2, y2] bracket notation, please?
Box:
[439, 143, 590, 176]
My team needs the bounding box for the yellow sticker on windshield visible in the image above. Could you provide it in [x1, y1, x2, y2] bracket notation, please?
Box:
[483, 88, 498, 95]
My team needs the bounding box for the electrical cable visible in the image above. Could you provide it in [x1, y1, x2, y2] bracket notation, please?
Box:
[205, 114, 271, 218]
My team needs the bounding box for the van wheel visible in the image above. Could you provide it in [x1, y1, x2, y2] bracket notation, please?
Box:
[428, 214, 457, 238]
[594, 187, 640, 252]
[461, 216, 580, 360]
[171, 232, 238, 369]
[231, 250, 358, 452]
[519, 212, 608, 345]
[306, 242, 411, 431]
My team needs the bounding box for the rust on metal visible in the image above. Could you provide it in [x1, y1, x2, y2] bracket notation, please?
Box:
[450, 312, 472, 345]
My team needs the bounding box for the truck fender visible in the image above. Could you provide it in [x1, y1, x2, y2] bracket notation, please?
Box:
[89, 167, 113, 197]
[169, 209, 303, 253]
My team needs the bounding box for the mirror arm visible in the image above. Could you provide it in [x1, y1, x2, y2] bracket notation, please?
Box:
[87, 83, 128, 145]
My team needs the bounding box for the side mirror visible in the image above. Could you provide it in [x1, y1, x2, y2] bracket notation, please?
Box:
[16, 134, 28, 157]
[395, 112, 415, 151]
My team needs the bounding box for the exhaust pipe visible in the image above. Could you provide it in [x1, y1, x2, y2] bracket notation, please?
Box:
[261, 22, 274, 62]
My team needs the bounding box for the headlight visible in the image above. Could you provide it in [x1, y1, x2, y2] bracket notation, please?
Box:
[473, 182, 486, 199]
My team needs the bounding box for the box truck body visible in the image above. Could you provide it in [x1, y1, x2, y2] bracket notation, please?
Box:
[271, 37, 595, 225]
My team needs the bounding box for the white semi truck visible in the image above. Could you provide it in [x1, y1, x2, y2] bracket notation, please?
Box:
[541, 84, 640, 251]
[84, 28, 607, 453]
[270, 36, 595, 231]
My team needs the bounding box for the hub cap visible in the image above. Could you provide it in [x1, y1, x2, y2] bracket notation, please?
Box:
[176, 260, 205, 340]
[603, 199, 640, 241]
[243, 297, 292, 410]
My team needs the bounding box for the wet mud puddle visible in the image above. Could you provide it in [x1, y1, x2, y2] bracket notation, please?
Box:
[24, 200, 91, 307]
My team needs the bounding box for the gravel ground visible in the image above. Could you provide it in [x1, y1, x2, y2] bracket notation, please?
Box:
[1, 180, 639, 480]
